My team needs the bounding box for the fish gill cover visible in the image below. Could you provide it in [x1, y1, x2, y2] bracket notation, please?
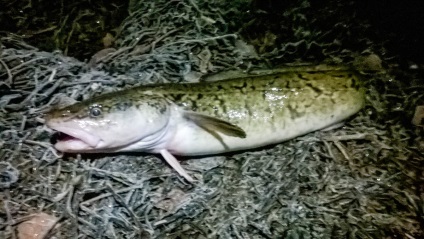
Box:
[0, 0, 423, 238]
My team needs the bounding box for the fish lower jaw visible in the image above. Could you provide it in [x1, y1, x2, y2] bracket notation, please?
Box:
[54, 139, 96, 152]
[47, 124, 102, 152]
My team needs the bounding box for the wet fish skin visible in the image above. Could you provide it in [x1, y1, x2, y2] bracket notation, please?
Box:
[45, 69, 365, 181]
[151, 70, 365, 155]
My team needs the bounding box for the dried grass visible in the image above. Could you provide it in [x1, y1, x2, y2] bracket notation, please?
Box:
[0, 0, 423, 238]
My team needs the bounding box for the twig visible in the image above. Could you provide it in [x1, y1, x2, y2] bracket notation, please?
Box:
[149, 28, 181, 53]
[77, 217, 97, 231]
[323, 133, 368, 141]
[157, 34, 238, 49]
[5, 71, 62, 110]
[66, 185, 76, 219]
[21, 26, 57, 38]
[0, 57, 13, 86]
[9, 57, 47, 73]
[19, 115, 27, 132]
[23, 139, 51, 148]
[80, 162, 141, 185]
[80, 185, 145, 206]
[333, 141, 350, 160]
[106, 183, 144, 233]
[7, 132, 30, 161]
[2, 190, 17, 239]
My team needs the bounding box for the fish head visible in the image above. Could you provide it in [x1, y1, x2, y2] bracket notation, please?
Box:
[45, 92, 171, 153]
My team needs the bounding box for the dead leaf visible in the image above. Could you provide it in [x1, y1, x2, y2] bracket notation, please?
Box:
[102, 33, 115, 48]
[88, 48, 116, 67]
[155, 189, 190, 213]
[412, 105, 424, 127]
[354, 53, 384, 72]
[17, 213, 59, 239]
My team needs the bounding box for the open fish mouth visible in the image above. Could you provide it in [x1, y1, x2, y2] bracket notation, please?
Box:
[56, 132, 82, 141]
[48, 124, 101, 152]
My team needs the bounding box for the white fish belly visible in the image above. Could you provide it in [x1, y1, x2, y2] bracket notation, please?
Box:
[167, 107, 356, 156]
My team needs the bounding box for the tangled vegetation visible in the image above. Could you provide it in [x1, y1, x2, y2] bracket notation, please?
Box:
[0, 0, 423, 238]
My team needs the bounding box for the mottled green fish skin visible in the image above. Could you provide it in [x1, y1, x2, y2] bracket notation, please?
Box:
[159, 71, 364, 127]
[46, 69, 365, 155]
[50, 71, 363, 121]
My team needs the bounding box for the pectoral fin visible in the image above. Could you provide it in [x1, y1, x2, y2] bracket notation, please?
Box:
[160, 149, 195, 182]
[183, 111, 246, 138]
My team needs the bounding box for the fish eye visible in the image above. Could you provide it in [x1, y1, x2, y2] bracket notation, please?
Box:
[89, 106, 102, 117]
